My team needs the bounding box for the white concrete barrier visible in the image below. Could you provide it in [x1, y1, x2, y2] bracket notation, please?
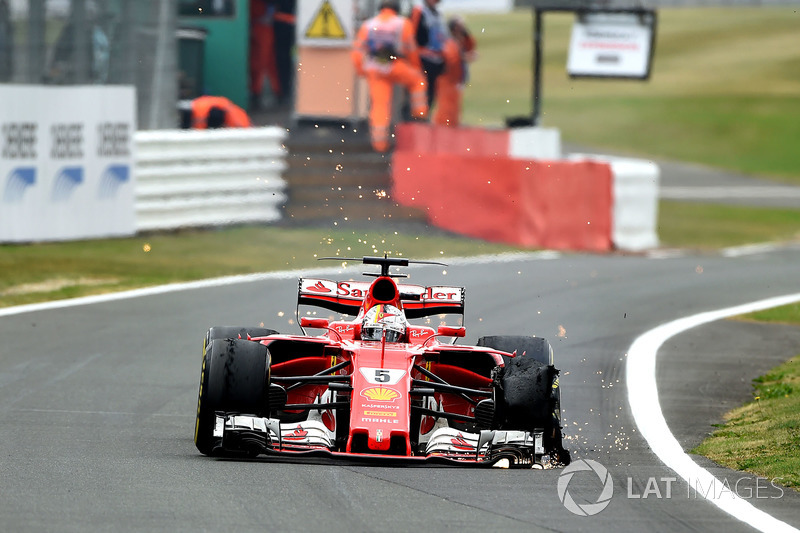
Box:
[441, 0, 514, 13]
[569, 154, 660, 251]
[508, 127, 562, 160]
[134, 127, 288, 231]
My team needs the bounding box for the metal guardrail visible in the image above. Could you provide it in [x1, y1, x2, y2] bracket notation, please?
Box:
[134, 127, 288, 232]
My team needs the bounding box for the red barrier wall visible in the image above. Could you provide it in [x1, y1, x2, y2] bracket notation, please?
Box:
[395, 123, 509, 157]
[391, 124, 613, 251]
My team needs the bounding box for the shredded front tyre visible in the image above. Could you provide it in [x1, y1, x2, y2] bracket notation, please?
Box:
[478, 335, 570, 465]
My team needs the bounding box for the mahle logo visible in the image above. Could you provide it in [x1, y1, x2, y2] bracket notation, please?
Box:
[557, 459, 614, 516]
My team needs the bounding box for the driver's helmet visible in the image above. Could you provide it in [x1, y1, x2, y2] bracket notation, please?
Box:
[361, 304, 406, 342]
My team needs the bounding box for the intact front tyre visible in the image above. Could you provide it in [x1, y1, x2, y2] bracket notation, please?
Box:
[194, 338, 219, 455]
[206, 326, 279, 344]
[194, 337, 271, 456]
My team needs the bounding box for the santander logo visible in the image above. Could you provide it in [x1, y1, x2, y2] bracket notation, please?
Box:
[306, 281, 332, 293]
[284, 425, 309, 440]
[451, 434, 473, 450]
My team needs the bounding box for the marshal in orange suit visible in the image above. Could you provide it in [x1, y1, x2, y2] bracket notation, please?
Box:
[434, 17, 476, 128]
[190, 96, 251, 129]
[352, 1, 428, 152]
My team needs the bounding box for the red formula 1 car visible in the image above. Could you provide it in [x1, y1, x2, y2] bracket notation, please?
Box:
[194, 256, 570, 468]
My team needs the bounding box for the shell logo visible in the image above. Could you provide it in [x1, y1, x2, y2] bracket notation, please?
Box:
[361, 387, 401, 402]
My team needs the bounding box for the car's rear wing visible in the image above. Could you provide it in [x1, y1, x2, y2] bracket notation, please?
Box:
[298, 278, 465, 319]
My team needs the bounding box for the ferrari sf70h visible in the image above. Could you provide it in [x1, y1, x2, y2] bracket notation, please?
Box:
[194, 256, 570, 468]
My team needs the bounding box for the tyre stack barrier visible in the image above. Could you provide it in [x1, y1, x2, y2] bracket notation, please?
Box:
[134, 127, 288, 231]
[391, 123, 659, 252]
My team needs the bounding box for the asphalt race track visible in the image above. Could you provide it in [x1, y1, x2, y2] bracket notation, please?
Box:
[2, 249, 800, 532]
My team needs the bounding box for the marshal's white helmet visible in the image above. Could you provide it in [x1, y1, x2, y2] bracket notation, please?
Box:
[361, 304, 406, 342]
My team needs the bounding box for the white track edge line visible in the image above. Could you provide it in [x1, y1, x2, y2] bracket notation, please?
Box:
[0, 251, 559, 318]
[626, 293, 800, 533]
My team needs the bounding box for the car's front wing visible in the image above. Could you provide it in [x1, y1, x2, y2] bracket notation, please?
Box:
[213, 414, 546, 468]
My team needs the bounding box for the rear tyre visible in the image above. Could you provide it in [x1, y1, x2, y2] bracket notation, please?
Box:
[194, 338, 271, 456]
[478, 335, 569, 465]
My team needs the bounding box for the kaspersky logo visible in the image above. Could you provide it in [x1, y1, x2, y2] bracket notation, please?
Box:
[3, 167, 36, 203]
[361, 387, 400, 402]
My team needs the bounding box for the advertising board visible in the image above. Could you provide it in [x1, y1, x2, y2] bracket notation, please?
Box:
[0, 85, 136, 242]
[567, 11, 656, 80]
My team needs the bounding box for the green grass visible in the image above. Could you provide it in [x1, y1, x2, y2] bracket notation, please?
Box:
[0, 226, 520, 308]
[738, 303, 800, 326]
[692, 356, 800, 489]
[546, 96, 800, 179]
[461, 8, 800, 182]
[693, 304, 800, 489]
[657, 202, 800, 249]
[3, 201, 796, 308]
